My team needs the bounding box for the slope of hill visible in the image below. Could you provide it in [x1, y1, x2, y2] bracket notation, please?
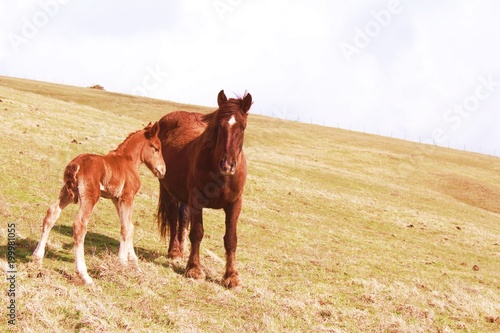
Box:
[0, 76, 499, 332]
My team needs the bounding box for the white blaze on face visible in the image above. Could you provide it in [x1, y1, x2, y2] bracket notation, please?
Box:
[228, 115, 237, 127]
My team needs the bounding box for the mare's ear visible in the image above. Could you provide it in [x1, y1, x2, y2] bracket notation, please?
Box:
[145, 121, 160, 139]
[151, 121, 160, 137]
[241, 92, 253, 114]
[217, 90, 227, 106]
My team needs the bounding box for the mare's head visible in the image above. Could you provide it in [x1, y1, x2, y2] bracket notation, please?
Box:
[213, 90, 252, 176]
[142, 122, 166, 179]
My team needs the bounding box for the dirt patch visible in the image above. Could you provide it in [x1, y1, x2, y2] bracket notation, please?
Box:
[435, 174, 500, 214]
[88, 84, 105, 91]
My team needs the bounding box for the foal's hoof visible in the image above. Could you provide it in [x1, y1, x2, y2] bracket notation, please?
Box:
[185, 266, 206, 281]
[79, 273, 94, 285]
[32, 255, 43, 266]
[131, 261, 143, 273]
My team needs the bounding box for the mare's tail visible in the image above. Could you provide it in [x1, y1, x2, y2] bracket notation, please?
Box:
[157, 182, 170, 240]
[61, 163, 80, 204]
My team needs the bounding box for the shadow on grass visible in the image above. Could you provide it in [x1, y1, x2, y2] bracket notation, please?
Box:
[54, 225, 167, 265]
[5, 225, 168, 269]
[8, 226, 227, 288]
[0, 237, 40, 264]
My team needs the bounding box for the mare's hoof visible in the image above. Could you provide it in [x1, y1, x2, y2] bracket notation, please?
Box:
[185, 266, 206, 280]
[222, 273, 242, 289]
[167, 249, 183, 260]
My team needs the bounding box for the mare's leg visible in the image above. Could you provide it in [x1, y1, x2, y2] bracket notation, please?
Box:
[185, 206, 205, 280]
[166, 198, 181, 259]
[177, 203, 190, 257]
[32, 188, 73, 263]
[113, 196, 140, 268]
[222, 197, 243, 289]
[73, 194, 98, 285]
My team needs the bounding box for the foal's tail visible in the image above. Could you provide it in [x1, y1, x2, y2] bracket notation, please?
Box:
[157, 182, 170, 240]
[61, 163, 80, 204]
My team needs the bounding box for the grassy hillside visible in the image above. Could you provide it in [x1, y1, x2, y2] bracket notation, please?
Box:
[0, 76, 499, 332]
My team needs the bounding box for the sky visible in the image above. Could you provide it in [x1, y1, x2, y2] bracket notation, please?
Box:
[1, 0, 500, 155]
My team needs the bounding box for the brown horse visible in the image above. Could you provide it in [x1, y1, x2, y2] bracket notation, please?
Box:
[157, 90, 252, 288]
[32, 122, 166, 284]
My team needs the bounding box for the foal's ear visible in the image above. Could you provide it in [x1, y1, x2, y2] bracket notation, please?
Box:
[217, 90, 227, 106]
[241, 92, 252, 113]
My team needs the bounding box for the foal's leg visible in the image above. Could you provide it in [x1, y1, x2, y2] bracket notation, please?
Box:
[32, 188, 73, 263]
[185, 207, 205, 280]
[222, 197, 243, 289]
[113, 196, 140, 269]
[73, 196, 98, 285]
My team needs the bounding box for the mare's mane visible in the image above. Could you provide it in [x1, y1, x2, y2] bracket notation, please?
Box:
[202, 97, 246, 124]
[201, 97, 246, 149]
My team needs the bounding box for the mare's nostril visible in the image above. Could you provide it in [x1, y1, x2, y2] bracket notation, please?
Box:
[219, 159, 237, 175]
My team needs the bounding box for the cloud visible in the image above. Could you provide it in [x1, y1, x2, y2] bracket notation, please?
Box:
[1, 0, 499, 154]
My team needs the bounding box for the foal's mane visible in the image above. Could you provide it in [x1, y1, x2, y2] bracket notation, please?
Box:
[111, 128, 145, 154]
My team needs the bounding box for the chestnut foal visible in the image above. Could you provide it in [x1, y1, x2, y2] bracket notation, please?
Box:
[33, 122, 165, 284]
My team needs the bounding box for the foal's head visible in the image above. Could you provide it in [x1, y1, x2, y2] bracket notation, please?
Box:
[213, 90, 252, 176]
[142, 122, 166, 179]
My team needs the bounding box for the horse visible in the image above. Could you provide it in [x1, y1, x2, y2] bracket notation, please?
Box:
[157, 90, 252, 289]
[32, 122, 166, 284]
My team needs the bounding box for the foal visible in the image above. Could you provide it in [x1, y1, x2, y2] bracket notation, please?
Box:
[32, 122, 165, 284]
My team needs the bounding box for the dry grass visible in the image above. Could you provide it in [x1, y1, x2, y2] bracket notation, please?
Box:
[0, 76, 499, 332]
